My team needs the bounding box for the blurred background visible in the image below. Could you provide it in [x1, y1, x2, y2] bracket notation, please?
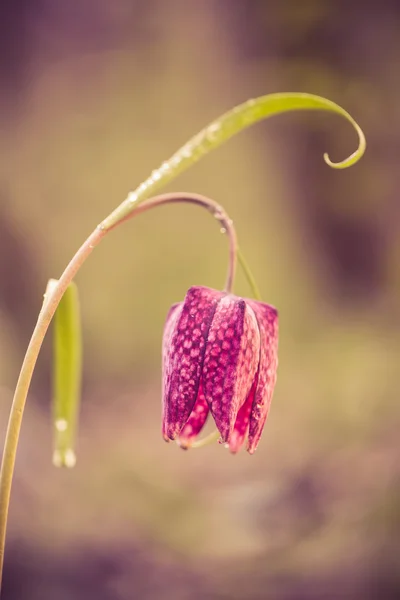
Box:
[0, 0, 399, 598]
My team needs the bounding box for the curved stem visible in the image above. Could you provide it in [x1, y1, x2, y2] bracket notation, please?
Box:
[0, 193, 237, 587]
[0, 226, 105, 581]
[115, 192, 237, 293]
[190, 430, 221, 449]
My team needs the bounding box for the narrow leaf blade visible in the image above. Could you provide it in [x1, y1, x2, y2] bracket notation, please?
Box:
[103, 92, 366, 229]
[51, 280, 82, 468]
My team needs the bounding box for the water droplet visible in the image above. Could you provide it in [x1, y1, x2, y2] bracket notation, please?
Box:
[220, 227, 226, 234]
[207, 122, 221, 141]
[158, 161, 170, 175]
[233, 98, 258, 125]
[64, 449, 76, 468]
[52, 449, 76, 468]
[55, 419, 68, 432]
[128, 192, 138, 204]
[224, 443, 229, 449]
[181, 146, 192, 159]
[170, 155, 182, 168]
[150, 169, 162, 182]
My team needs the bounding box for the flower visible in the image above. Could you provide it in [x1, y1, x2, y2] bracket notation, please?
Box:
[162, 286, 278, 454]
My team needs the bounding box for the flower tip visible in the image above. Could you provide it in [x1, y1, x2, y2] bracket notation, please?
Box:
[228, 432, 246, 454]
[163, 427, 177, 443]
[228, 441, 240, 454]
[162, 422, 182, 442]
[270, 306, 278, 318]
[176, 437, 191, 450]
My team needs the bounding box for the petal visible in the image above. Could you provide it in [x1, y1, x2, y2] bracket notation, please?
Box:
[177, 384, 209, 449]
[246, 301, 279, 454]
[162, 286, 223, 440]
[162, 302, 183, 440]
[229, 380, 256, 453]
[202, 296, 260, 443]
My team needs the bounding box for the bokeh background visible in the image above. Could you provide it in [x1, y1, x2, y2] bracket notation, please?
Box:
[1, 1, 400, 598]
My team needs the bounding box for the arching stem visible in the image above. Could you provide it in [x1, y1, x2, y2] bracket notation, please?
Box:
[190, 430, 221, 449]
[0, 227, 105, 583]
[115, 193, 237, 293]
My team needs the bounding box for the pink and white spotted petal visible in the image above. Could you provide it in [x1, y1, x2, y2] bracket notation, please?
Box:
[177, 385, 209, 449]
[229, 380, 256, 453]
[202, 296, 260, 443]
[246, 300, 279, 454]
[162, 286, 223, 441]
[162, 303, 183, 440]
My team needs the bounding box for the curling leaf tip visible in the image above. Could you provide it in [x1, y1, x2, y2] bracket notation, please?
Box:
[228, 92, 366, 170]
[320, 111, 366, 169]
[103, 92, 366, 229]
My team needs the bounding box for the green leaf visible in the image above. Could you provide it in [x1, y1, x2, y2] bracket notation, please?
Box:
[50, 280, 82, 468]
[102, 92, 366, 230]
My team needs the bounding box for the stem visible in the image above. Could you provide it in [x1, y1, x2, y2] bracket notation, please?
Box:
[0, 227, 105, 581]
[237, 248, 262, 300]
[0, 193, 237, 587]
[190, 430, 221, 449]
[116, 193, 237, 293]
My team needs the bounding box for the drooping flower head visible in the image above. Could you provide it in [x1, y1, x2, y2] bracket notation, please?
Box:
[162, 286, 278, 454]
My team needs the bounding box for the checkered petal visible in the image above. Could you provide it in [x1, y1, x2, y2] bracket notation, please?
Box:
[162, 286, 223, 440]
[202, 297, 260, 443]
[246, 301, 279, 454]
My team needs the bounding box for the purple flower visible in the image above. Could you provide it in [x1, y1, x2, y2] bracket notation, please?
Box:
[162, 286, 278, 454]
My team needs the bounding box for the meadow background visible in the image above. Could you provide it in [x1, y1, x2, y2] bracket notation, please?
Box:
[0, 1, 399, 598]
